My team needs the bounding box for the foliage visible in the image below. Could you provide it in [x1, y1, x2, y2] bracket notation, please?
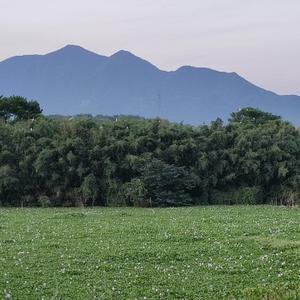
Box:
[0, 95, 42, 123]
[1, 98, 300, 207]
[121, 178, 149, 207]
[38, 195, 51, 208]
[80, 174, 99, 207]
[139, 158, 196, 206]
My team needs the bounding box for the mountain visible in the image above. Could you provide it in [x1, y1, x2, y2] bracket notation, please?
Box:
[0, 44, 299, 124]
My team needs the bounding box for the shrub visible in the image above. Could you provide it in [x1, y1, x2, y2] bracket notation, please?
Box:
[211, 187, 262, 205]
[140, 159, 196, 207]
[121, 178, 150, 207]
[38, 195, 51, 208]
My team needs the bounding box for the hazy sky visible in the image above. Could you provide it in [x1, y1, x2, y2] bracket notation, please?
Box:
[1, 0, 300, 95]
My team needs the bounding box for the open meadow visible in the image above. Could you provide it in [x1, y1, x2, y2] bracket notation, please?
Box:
[1, 206, 300, 299]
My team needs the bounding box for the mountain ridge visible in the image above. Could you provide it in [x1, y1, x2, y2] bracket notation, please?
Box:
[0, 45, 299, 124]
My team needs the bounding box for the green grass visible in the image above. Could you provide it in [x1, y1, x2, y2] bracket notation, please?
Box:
[1, 206, 300, 299]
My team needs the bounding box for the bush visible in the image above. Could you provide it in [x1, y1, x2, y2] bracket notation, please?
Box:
[38, 195, 51, 208]
[211, 187, 262, 205]
[121, 178, 150, 207]
[232, 187, 262, 205]
[272, 189, 299, 207]
[140, 159, 196, 207]
[106, 180, 126, 207]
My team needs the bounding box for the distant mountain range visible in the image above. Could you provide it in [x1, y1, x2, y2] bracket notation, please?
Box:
[0, 45, 299, 124]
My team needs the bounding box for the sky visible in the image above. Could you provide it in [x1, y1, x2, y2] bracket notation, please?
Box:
[1, 0, 300, 95]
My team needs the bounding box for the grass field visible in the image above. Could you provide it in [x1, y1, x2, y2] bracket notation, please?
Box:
[1, 206, 300, 299]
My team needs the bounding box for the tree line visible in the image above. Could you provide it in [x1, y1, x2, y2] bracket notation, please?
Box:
[1, 96, 300, 207]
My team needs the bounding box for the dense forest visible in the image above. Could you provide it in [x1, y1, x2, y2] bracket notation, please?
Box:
[1, 96, 300, 207]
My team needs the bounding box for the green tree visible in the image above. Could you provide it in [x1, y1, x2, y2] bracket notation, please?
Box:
[80, 174, 99, 207]
[140, 159, 197, 207]
[0, 96, 42, 123]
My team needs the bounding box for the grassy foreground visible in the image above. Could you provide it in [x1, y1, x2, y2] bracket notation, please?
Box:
[0, 206, 300, 299]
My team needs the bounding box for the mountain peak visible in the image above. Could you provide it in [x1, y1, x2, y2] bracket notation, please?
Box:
[56, 44, 88, 53]
[47, 44, 101, 58]
[110, 50, 138, 59]
[109, 50, 160, 71]
[62, 44, 84, 50]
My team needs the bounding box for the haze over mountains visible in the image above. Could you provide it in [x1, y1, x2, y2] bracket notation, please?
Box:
[0, 45, 299, 124]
